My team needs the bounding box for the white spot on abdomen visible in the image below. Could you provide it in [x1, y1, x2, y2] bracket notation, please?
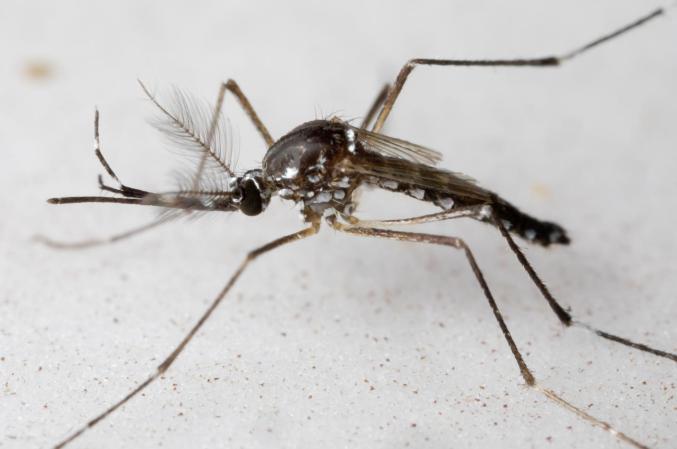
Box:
[435, 197, 454, 210]
[408, 187, 425, 200]
[478, 205, 493, 219]
[381, 180, 399, 190]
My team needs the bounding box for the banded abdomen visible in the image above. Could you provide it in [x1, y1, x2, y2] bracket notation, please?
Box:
[346, 152, 570, 247]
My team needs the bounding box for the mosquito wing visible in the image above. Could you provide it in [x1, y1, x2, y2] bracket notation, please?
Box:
[350, 125, 443, 166]
[344, 130, 491, 202]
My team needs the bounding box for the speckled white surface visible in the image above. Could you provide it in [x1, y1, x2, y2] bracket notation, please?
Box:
[1, 1, 676, 449]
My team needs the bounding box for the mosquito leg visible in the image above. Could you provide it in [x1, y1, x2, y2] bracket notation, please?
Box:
[209, 79, 273, 146]
[190, 79, 273, 190]
[491, 213, 677, 363]
[45, 111, 215, 213]
[342, 204, 485, 227]
[360, 83, 390, 129]
[347, 205, 677, 362]
[34, 213, 177, 250]
[92, 109, 149, 199]
[328, 217, 650, 449]
[371, 8, 664, 132]
[53, 222, 319, 449]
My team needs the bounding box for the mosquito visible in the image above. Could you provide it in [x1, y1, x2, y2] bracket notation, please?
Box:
[42, 8, 675, 449]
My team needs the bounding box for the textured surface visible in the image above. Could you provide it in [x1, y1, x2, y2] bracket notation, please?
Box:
[1, 1, 676, 448]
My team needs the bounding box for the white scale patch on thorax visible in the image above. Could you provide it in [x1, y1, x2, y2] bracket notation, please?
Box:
[345, 128, 356, 154]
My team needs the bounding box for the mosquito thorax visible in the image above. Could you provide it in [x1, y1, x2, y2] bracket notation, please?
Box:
[231, 169, 270, 216]
[262, 119, 358, 217]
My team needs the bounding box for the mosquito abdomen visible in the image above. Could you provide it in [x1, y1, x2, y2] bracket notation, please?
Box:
[491, 199, 570, 246]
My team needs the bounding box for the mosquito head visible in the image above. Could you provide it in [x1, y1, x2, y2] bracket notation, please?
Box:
[230, 169, 271, 216]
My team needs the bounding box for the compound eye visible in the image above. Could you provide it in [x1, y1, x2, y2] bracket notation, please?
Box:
[239, 179, 263, 216]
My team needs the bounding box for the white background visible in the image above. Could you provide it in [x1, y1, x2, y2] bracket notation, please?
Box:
[1, 1, 676, 448]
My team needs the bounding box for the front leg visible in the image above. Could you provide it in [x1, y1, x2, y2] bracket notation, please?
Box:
[193, 79, 274, 190]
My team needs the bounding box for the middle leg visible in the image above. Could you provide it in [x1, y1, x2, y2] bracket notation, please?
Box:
[341, 206, 677, 363]
[328, 217, 650, 449]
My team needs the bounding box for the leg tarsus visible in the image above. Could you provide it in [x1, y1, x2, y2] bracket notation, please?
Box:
[345, 205, 676, 363]
[494, 214, 677, 363]
[371, 8, 664, 132]
[330, 218, 652, 449]
[53, 223, 319, 448]
[92, 111, 150, 199]
[34, 214, 177, 250]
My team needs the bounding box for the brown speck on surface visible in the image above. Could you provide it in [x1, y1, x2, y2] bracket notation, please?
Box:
[546, 436, 553, 443]
[410, 423, 417, 428]
[23, 60, 54, 80]
[531, 182, 552, 200]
